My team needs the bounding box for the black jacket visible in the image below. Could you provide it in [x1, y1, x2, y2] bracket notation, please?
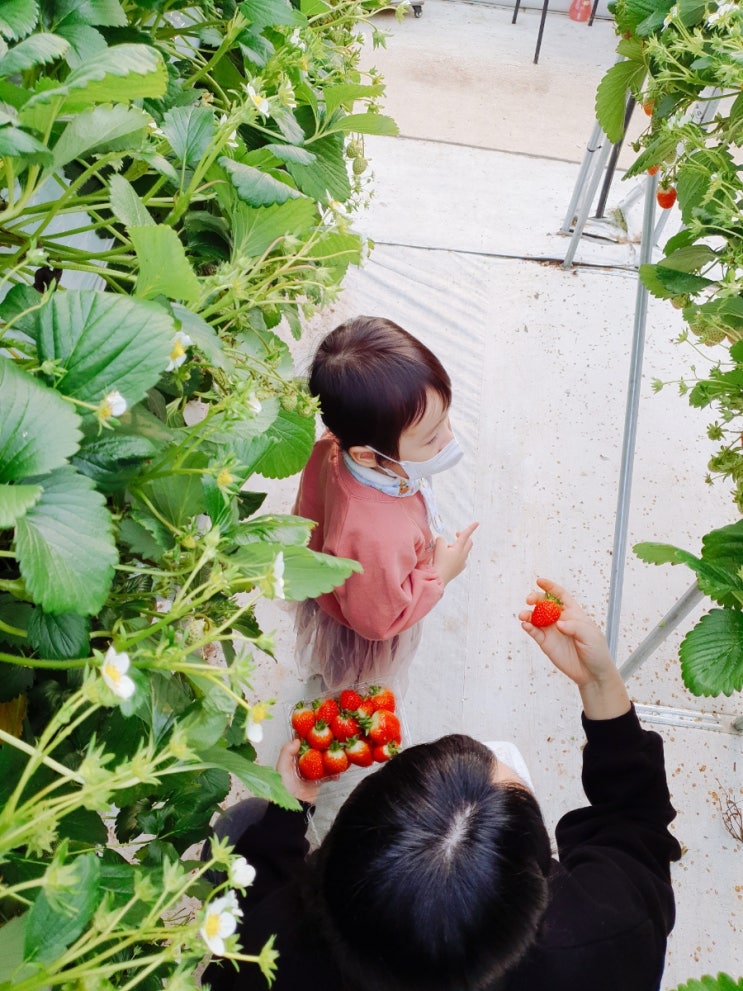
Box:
[202, 706, 681, 991]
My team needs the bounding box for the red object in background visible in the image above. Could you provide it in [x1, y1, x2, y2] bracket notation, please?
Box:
[569, 0, 592, 21]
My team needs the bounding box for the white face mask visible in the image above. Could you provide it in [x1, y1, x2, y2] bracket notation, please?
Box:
[369, 437, 464, 481]
[483, 741, 535, 791]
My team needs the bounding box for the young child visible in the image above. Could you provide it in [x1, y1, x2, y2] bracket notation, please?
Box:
[293, 315, 478, 691]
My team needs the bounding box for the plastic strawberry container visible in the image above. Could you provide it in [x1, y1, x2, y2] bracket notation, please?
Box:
[286, 681, 410, 787]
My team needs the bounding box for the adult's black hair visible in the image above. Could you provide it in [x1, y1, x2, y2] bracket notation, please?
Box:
[308, 316, 452, 458]
[312, 734, 552, 991]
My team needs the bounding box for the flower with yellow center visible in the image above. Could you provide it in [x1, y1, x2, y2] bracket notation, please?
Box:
[98, 390, 127, 421]
[166, 331, 193, 372]
[245, 702, 267, 744]
[200, 891, 242, 956]
[101, 646, 136, 700]
[217, 468, 234, 489]
[246, 83, 270, 117]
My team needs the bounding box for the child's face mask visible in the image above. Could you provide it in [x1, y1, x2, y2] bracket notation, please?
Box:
[368, 437, 463, 481]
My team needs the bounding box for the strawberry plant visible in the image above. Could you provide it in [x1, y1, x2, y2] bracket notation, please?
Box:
[0, 0, 395, 986]
[594, 0, 743, 703]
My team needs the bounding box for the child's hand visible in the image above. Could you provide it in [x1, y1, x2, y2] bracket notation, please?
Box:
[433, 521, 479, 585]
[277, 738, 321, 804]
[519, 578, 631, 720]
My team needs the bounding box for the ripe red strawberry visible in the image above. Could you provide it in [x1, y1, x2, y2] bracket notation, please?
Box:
[322, 740, 350, 776]
[339, 688, 363, 711]
[368, 685, 396, 712]
[355, 696, 375, 719]
[345, 735, 374, 767]
[530, 593, 563, 628]
[372, 740, 399, 763]
[306, 719, 334, 751]
[364, 709, 401, 746]
[331, 709, 361, 742]
[656, 186, 677, 210]
[291, 702, 316, 739]
[314, 697, 339, 723]
[297, 744, 325, 781]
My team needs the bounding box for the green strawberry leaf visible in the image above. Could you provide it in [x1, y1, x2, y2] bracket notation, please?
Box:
[196, 745, 301, 810]
[0, 484, 43, 529]
[52, 104, 149, 169]
[595, 60, 647, 143]
[228, 541, 361, 600]
[234, 514, 315, 546]
[161, 104, 215, 168]
[0, 359, 82, 483]
[0, 0, 40, 42]
[26, 43, 166, 113]
[221, 158, 302, 206]
[0, 33, 69, 75]
[669, 976, 743, 991]
[27, 606, 90, 660]
[130, 225, 201, 301]
[33, 291, 175, 412]
[243, 407, 315, 479]
[24, 853, 101, 965]
[633, 541, 696, 566]
[326, 111, 399, 136]
[680, 610, 743, 697]
[231, 199, 318, 257]
[15, 465, 117, 615]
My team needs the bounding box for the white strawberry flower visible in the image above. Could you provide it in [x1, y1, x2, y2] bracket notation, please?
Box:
[200, 891, 242, 956]
[98, 390, 127, 421]
[229, 857, 256, 888]
[245, 702, 267, 744]
[166, 331, 193, 371]
[218, 114, 238, 149]
[707, 0, 736, 23]
[101, 646, 136, 700]
[271, 552, 285, 600]
[246, 391, 262, 414]
[246, 83, 270, 117]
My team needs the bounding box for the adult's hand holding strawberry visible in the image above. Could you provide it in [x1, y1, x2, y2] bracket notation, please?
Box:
[433, 520, 479, 585]
[519, 578, 631, 721]
[278, 738, 322, 803]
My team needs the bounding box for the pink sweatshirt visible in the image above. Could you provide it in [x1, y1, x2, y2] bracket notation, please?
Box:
[293, 434, 444, 640]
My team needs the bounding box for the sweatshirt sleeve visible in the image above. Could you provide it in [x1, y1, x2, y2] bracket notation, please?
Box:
[554, 705, 682, 933]
[323, 505, 445, 640]
[231, 802, 313, 907]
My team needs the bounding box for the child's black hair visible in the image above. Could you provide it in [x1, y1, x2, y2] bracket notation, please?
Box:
[309, 316, 452, 459]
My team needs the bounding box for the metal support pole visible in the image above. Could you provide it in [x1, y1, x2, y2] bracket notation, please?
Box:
[562, 136, 614, 269]
[560, 120, 605, 234]
[619, 584, 703, 680]
[606, 171, 658, 656]
[533, 0, 551, 64]
[595, 96, 636, 218]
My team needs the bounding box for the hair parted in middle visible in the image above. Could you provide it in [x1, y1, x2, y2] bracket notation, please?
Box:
[311, 734, 552, 991]
[308, 315, 452, 459]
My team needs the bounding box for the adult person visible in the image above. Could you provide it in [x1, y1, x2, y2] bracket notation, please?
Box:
[201, 579, 681, 991]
